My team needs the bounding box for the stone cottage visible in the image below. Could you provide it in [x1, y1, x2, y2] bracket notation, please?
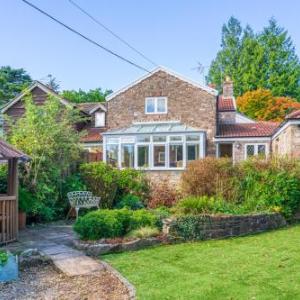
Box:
[102, 66, 300, 180]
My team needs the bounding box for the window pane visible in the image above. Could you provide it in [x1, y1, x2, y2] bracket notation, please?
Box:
[247, 145, 255, 157]
[157, 98, 166, 113]
[170, 136, 182, 142]
[169, 144, 183, 168]
[107, 137, 119, 144]
[95, 112, 105, 127]
[154, 145, 166, 167]
[138, 145, 149, 168]
[121, 144, 134, 168]
[146, 98, 155, 113]
[186, 135, 200, 141]
[153, 136, 166, 142]
[106, 144, 118, 167]
[137, 135, 150, 143]
[258, 144, 266, 157]
[187, 144, 199, 161]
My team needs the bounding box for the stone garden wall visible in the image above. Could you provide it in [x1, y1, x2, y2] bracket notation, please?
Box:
[164, 213, 286, 240]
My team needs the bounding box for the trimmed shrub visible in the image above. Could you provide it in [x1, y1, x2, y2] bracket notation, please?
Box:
[115, 194, 144, 210]
[148, 179, 179, 208]
[129, 209, 159, 231]
[80, 162, 119, 208]
[73, 208, 160, 240]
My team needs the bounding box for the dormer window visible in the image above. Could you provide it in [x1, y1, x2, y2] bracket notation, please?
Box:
[95, 112, 105, 127]
[145, 97, 167, 114]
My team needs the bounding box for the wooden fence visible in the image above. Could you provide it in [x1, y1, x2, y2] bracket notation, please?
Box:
[0, 195, 17, 244]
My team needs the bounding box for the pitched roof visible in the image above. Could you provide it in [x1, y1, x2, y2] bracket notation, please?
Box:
[80, 128, 107, 143]
[217, 122, 279, 138]
[218, 96, 236, 111]
[76, 102, 106, 115]
[285, 109, 300, 119]
[1, 81, 72, 113]
[0, 139, 28, 160]
[106, 66, 218, 101]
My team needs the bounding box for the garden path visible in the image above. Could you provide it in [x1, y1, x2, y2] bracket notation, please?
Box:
[4, 223, 103, 276]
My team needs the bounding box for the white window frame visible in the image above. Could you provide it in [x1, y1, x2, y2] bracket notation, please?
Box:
[95, 112, 105, 127]
[145, 97, 168, 114]
[104, 132, 205, 170]
[244, 143, 268, 159]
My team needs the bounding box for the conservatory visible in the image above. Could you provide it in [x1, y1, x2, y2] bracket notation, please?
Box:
[102, 122, 206, 170]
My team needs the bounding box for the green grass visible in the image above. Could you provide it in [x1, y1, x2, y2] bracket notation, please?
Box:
[103, 225, 300, 300]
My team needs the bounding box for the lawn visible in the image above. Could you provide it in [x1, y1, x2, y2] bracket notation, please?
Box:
[103, 225, 300, 300]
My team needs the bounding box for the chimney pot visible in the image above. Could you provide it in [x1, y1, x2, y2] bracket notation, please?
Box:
[223, 77, 233, 99]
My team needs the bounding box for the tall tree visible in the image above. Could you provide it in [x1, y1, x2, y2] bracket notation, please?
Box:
[0, 66, 32, 106]
[259, 18, 300, 99]
[62, 88, 112, 103]
[8, 94, 83, 220]
[207, 18, 300, 101]
[207, 17, 242, 92]
[237, 88, 300, 121]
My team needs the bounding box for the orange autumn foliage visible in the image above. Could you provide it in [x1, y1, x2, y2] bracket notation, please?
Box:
[237, 89, 300, 122]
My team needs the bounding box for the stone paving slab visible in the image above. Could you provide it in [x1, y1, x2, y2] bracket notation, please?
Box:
[4, 224, 105, 277]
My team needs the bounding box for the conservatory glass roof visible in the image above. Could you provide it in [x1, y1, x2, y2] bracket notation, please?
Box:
[103, 121, 203, 136]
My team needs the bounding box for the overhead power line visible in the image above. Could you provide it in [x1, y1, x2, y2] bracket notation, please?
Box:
[21, 0, 151, 74]
[68, 0, 158, 67]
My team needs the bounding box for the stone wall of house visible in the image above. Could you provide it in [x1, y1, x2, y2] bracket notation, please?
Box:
[106, 70, 217, 155]
[218, 111, 236, 124]
[145, 170, 183, 187]
[272, 125, 300, 158]
[165, 213, 286, 240]
[232, 140, 271, 162]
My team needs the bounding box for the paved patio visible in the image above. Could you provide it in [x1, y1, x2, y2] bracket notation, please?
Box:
[2, 223, 104, 276]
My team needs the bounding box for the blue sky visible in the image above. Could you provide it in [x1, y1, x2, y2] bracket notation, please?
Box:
[1, 0, 300, 92]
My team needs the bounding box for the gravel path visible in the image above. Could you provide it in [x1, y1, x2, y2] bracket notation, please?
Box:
[0, 260, 129, 300]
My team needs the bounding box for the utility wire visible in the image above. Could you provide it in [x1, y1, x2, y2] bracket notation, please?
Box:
[68, 0, 158, 67]
[21, 0, 151, 74]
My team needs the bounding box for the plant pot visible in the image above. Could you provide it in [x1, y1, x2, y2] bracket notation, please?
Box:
[18, 211, 26, 230]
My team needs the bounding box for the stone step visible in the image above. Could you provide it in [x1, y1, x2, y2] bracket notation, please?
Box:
[40, 244, 104, 276]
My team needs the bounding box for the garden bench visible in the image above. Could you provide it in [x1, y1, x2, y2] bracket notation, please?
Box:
[67, 191, 100, 220]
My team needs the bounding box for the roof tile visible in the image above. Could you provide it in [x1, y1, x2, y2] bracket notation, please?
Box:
[217, 122, 279, 138]
[218, 96, 235, 111]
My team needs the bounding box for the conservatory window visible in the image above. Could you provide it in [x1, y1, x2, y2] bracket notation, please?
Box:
[105, 133, 204, 169]
[137, 145, 149, 168]
[153, 145, 166, 167]
[187, 144, 199, 161]
[121, 144, 134, 168]
[169, 144, 183, 168]
[106, 144, 118, 167]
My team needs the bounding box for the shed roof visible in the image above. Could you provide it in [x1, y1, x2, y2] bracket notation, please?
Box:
[0, 139, 28, 160]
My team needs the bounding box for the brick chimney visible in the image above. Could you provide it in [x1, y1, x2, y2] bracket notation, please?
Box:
[223, 76, 233, 99]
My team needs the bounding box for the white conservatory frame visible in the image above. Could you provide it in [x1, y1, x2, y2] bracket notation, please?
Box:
[103, 132, 206, 170]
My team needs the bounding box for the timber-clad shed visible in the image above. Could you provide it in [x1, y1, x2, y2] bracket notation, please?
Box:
[0, 139, 28, 244]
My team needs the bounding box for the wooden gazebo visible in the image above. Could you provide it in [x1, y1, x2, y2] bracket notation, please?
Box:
[0, 139, 28, 244]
